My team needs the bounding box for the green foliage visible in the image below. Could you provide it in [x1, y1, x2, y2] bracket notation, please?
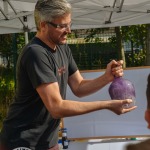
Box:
[69, 42, 118, 70]
[84, 28, 109, 43]
[108, 36, 117, 48]
[125, 50, 146, 67]
[17, 33, 26, 51]
[67, 32, 77, 39]
[0, 67, 15, 129]
[0, 34, 14, 68]
[81, 25, 147, 67]
[0, 34, 13, 53]
[16, 32, 36, 53]
[121, 25, 147, 49]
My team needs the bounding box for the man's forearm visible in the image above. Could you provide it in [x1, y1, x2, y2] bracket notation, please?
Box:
[75, 74, 111, 97]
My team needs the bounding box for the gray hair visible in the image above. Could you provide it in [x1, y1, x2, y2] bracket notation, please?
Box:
[34, 0, 72, 31]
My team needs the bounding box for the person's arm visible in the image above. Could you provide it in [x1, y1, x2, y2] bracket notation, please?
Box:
[68, 60, 123, 97]
[36, 81, 137, 119]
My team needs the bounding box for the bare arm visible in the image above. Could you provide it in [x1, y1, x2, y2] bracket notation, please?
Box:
[68, 60, 124, 97]
[36, 82, 137, 119]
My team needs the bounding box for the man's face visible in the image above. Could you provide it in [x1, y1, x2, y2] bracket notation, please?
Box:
[46, 13, 72, 45]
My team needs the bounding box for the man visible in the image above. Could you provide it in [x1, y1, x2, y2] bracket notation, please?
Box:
[0, 0, 136, 150]
[126, 74, 150, 150]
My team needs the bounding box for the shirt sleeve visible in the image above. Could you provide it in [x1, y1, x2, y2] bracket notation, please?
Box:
[22, 45, 57, 88]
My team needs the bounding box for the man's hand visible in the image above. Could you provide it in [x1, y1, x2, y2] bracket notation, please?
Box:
[107, 99, 137, 115]
[104, 60, 124, 82]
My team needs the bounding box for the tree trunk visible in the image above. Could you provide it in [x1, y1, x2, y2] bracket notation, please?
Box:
[146, 24, 150, 66]
[115, 27, 126, 68]
[131, 40, 134, 66]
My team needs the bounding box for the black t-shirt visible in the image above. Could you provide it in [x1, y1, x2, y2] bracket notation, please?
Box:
[0, 37, 78, 150]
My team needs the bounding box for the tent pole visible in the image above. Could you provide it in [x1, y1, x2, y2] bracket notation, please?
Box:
[25, 31, 29, 44]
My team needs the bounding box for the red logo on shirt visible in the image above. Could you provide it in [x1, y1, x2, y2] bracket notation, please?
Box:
[58, 66, 66, 76]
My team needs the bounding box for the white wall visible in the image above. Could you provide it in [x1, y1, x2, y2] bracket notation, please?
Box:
[64, 67, 150, 139]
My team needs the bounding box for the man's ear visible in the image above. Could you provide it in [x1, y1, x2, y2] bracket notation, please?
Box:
[145, 110, 150, 129]
[39, 21, 47, 32]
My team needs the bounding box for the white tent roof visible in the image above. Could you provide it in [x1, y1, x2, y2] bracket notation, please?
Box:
[0, 0, 150, 34]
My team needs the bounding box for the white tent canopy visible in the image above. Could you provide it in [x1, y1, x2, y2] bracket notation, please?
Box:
[0, 0, 150, 34]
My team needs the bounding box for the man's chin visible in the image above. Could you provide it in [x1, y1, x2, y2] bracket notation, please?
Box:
[59, 40, 67, 45]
